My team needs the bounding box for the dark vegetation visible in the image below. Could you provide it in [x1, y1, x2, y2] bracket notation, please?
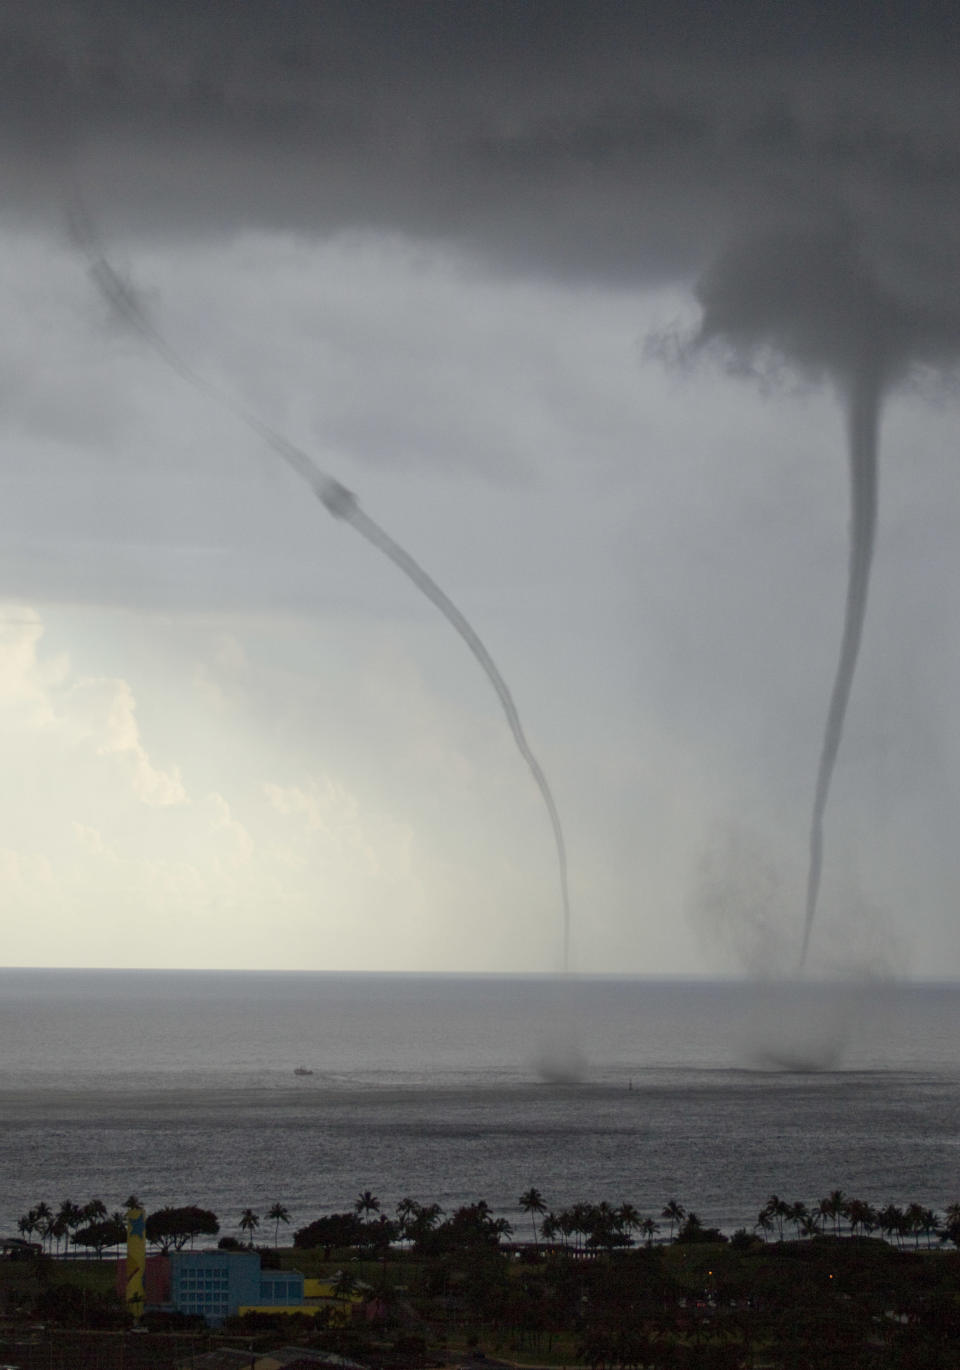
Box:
[4, 1188, 960, 1367]
[14, 1200, 219, 1257]
[145, 1206, 220, 1253]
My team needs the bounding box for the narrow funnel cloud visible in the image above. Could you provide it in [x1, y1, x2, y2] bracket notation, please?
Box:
[802, 356, 880, 965]
[70, 204, 571, 972]
[690, 228, 959, 967]
[342, 503, 571, 973]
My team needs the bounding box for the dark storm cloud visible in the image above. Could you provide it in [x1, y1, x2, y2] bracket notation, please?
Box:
[5, 1, 960, 295]
[696, 229, 960, 380]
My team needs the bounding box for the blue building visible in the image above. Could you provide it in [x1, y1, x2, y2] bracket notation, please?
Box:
[169, 1250, 305, 1325]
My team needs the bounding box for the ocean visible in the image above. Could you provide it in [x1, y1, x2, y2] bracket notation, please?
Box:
[1, 969, 958, 1245]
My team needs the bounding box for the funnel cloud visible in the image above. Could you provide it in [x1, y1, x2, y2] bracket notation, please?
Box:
[692, 229, 960, 965]
[72, 206, 571, 973]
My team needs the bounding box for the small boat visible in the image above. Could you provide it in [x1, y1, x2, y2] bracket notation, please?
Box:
[293, 1066, 314, 1076]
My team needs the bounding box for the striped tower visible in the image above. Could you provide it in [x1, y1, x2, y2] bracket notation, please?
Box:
[125, 1206, 146, 1322]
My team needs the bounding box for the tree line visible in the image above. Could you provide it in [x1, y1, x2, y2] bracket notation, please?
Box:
[15, 1197, 286, 1258]
[16, 1185, 960, 1260]
[753, 1189, 958, 1248]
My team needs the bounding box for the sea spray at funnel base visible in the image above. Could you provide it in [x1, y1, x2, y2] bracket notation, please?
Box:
[71, 202, 571, 972]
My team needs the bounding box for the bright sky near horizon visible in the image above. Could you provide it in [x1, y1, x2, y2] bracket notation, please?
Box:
[3, 2, 960, 977]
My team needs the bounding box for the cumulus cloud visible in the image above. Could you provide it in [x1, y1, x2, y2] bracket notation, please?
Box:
[0, 605, 434, 968]
[0, 846, 55, 899]
[65, 675, 187, 805]
[207, 791, 253, 865]
[71, 821, 114, 858]
[0, 604, 68, 721]
[264, 778, 413, 880]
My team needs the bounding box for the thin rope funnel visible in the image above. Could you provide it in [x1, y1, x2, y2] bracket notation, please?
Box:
[69, 201, 572, 972]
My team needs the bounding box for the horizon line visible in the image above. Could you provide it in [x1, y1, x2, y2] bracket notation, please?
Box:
[1, 964, 954, 985]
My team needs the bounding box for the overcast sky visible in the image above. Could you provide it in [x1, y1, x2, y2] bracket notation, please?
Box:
[3, 1, 960, 976]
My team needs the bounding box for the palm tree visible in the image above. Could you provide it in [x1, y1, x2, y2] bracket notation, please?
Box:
[57, 1199, 83, 1253]
[33, 1202, 52, 1253]
[800, 1213, 822, 1240]
[789, 1201, 809, 1239]
[640, 1216, 661, 1247]
[763, 1194, 790, 1241]
[919, 1207, 940, 1248]
[395, 1197, 418, 1246]
[491, 1215, 513, 1243]
[845, 1198, 862, 1236]
[355, 1190, 381, 1223]
[617, 1203, 642, 1246]
[17, 1209, 38, 1242]
[878, 1203, 905, 1247]
[587, 1201, 620, 1251]
[82, 1198, 108, 1231]
[846, 1199, 878, 1237]
[330, 1267, 358, 1321]
[904, 1203, 925, 1249]
[755, 1209, 775, 1243]
[678, 1211, 703, 1241]
[268, 1203, 290, 1247]
[661, 1198, 685, 1241]
[941, 1203, 960, 1248]
[239, 1208, 260, 1247]
[819, 1189, 846, 1237]
[570, 1202, 594, 1251]
[519, 1187, 547, 1248]
[408, 1202, 444, 1248]
[539, 1212, 559, 1245]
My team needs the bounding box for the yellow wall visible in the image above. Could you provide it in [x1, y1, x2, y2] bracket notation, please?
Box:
[303, 1277, 363, 1301]
[238, 1304, 312, 1317]
[239, 1301, 354, 1327]
[124, 1207, 146, 1322]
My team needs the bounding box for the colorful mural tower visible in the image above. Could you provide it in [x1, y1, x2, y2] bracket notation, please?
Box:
[125, 1205, 146, 1322]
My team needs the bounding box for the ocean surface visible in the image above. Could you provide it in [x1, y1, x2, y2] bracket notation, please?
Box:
[1, 969, 959, 1245]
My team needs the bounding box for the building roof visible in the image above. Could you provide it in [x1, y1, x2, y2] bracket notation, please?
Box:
[262, 1362, 354, 1370]
[179, 1349, 257, 1370]
[254, 1349, 367, 1370]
